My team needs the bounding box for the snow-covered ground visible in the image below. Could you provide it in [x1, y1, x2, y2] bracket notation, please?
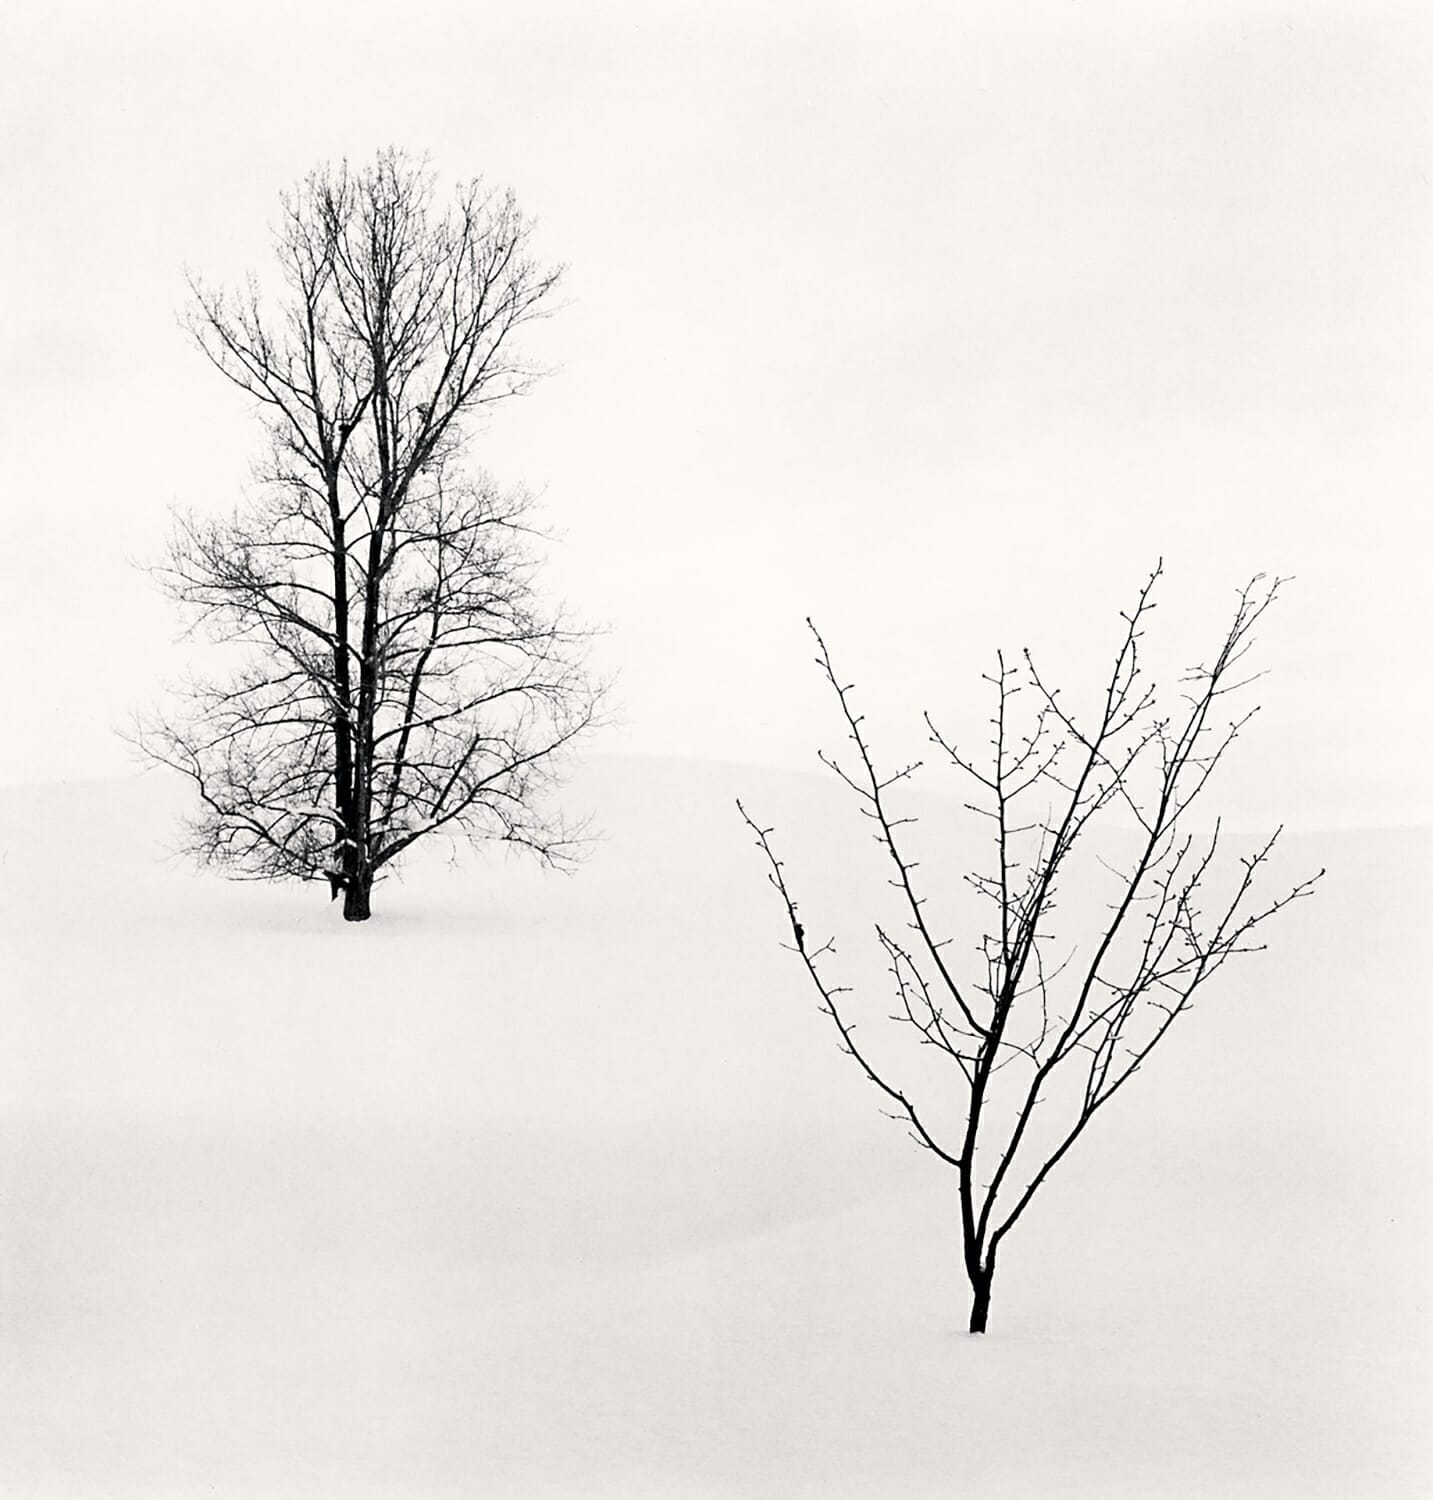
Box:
[2, 755, 1428, 1497]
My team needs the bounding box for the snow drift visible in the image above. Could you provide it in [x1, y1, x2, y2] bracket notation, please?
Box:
[1, 755, 1428, 1497]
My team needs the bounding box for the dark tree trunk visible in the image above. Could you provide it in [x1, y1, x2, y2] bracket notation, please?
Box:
[968, 1265, 994, 1334]
[342, 872, 372, 922]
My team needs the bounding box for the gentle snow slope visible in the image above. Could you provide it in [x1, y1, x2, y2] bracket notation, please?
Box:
[1, 756, 1429, 1498]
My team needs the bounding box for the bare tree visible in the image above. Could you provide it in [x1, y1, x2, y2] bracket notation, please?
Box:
[137, 150, 602, 920]
[739, 566, 1320, 1333]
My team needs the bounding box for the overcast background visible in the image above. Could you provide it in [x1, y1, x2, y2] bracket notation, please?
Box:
[2, 0, 1430, 829]
[3, 8, 1431, 1497]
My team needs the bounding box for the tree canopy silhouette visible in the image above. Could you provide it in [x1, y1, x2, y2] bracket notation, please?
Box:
[741, 566, 1320, 1332]
[139, 151, 601, 920]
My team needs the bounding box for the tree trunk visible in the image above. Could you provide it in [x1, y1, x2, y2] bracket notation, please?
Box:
[968, 1265, 994, 1334]
[342, 872, 372, 922]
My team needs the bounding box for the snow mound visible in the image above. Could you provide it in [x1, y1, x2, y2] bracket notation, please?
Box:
[1, 755, 1429, 1497]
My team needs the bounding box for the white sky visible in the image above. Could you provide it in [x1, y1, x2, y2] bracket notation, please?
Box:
[2, 0, 1429, 828]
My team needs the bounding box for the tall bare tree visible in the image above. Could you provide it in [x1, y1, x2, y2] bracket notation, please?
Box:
[138, 150, 601, 920]
[740, 566, 1320, 1333]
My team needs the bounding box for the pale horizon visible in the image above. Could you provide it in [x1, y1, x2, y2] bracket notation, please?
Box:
[2, 7, 1429, 1497]
[3, 1, 1430, 833]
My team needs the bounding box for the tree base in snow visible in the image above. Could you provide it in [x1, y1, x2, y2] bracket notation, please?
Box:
[342, 881, 372, 922]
